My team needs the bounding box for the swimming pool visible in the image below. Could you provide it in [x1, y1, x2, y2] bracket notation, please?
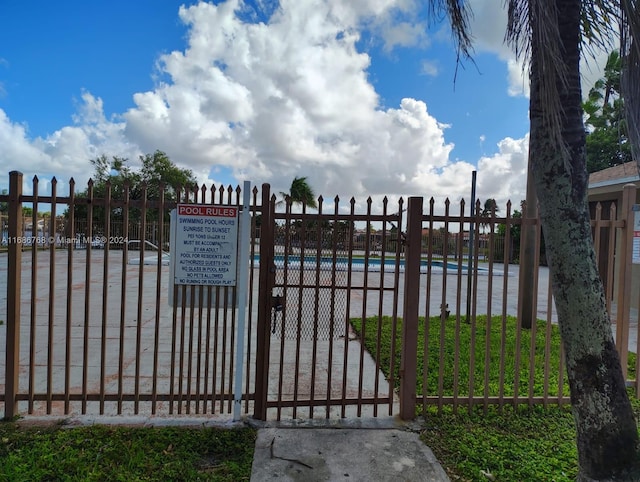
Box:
[256, 254, 498, 275]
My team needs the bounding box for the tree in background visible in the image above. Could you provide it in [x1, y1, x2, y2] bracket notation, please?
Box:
[139, 150, 196, 201]
[70, 151, 197, 237]
[582, 50, 633, 173]
[86, 150, 196, 203]
[279, 176, 317, 209]
[0, 189, 7, 214]
[87, 154, 141, 202]
[497, 208, 521, 262]
[480, 198, 499, 233]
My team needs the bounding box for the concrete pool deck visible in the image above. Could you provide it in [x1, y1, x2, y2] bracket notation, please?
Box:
[0, 250, 637, 420]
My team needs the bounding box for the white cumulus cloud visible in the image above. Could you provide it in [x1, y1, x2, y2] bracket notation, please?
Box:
[0, 0, 530, 213]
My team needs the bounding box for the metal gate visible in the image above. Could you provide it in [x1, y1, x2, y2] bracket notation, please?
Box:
[253, 187, 405, 421]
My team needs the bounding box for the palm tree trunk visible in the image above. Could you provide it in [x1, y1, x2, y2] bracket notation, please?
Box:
[530, 0, 638, 479]
[518, 153, 538, 329]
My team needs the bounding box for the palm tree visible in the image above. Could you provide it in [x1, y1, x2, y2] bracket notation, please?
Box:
[428, 0, 639, 477]
[278, 177, 317, 253]
[279, 177, 317, 210]
[480, 198, 499, 233]
[503, 0, 640, 478]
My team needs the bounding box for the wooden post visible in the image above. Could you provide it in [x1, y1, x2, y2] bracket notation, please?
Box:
[5, 171, 23, 419]
[399, 196, 422, 420]
[616, 183, 636, 379]
[253, 184, 273, 420]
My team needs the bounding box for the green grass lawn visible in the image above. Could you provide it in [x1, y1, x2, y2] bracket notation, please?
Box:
[351, 314, 574, 400]
[423, 404, 580, 481]
[0, 423, 256, 481]
[352, 314, 640, 481]
[2, 315, 638, 481]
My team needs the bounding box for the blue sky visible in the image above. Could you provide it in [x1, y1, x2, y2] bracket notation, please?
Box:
[0, 0, 572, 207]
[1, 1, 187, 136]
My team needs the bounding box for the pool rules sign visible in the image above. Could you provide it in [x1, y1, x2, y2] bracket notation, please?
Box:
[174, 204, 239, 285]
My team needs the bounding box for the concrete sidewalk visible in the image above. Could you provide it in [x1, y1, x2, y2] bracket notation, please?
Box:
[16, 414, 451, 481]
[249, 418, 449, 482]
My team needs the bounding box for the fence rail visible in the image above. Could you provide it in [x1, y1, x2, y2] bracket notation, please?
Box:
[1, 172, 638, 421]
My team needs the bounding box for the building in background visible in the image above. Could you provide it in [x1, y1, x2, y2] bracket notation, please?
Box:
[588, 161, 640, 310]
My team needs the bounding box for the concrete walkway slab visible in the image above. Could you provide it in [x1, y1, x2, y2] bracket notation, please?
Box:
[250, 425, 449, 481]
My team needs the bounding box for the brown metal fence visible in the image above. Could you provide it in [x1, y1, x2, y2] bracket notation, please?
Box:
[2, 172, 639, 421]
[410, 197, 558, 413]
[0, 172, 261, 419]
[408, 185, 638, 413]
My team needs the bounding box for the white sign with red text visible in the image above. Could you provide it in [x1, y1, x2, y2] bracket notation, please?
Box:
[633, 205, 640, 264]
[174, 204, 239, 285]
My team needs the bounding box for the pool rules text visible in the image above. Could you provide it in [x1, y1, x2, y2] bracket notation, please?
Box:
[175, 204, 239, 285]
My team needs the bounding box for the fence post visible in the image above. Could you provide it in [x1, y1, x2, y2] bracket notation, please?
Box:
[5, 171, 23, 419]
[253, 184, 273, 420]
[400, 196, 422, 420]
[616, 183, 636, 379]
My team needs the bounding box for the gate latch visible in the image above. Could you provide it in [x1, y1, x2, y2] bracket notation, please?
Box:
[272, 294, 283, 312]
[271, 294, 283, 334]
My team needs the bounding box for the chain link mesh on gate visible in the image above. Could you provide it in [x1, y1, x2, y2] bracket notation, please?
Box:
[271, 225, 349, 341]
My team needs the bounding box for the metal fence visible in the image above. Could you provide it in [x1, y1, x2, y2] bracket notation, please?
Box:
[1, 171, 639, 421]
[1, 173, 261, 419]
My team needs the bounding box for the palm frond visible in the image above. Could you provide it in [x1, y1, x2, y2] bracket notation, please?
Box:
[506, 0, 640, 167]
[427, 0, 475, 63]
[504, 0, 530, 60]
[580, 1, 619, 54]
[619, 0, 640, 165]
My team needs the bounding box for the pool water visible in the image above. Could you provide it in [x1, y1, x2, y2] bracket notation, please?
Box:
[255, 254, 496, 275]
